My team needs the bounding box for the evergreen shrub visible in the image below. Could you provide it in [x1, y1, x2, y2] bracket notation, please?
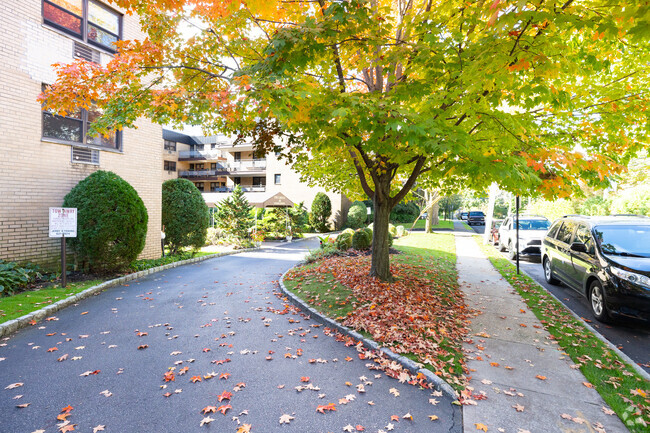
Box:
[352, 229, 372, 250]
[162, 178, 210, 253]
[309, 192, 332, 233]
[63, 171, 148, 272]
[346, 201, 367, 228]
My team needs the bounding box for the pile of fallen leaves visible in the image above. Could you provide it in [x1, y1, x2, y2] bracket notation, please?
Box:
[288, 253, 476, 389]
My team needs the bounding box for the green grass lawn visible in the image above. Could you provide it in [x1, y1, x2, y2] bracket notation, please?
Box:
[475, 236, 650, 431]
[284, 233, 470, 390]
[0, 280, 102, 324]
[409, 219, 454, 230]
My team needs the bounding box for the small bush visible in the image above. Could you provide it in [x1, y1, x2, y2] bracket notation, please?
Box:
[205, 227, 225, 245]
[342, 228, 355, 237]
[63, 171, 148, 272]
[396, 225, 406, 237]
[310, 192, 332, 233]
[352, 229, 372, 250]
[163, 178, 210, 253]
[305, 244, 343, 263]
[0, 260, 42, 297]
[390, 202, 420, 223]
[346, 201, 367, 229]
[335, 232, 353, 250]
[388, 224, 397, 238]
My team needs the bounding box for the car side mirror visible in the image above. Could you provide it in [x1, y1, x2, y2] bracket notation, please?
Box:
[570, 242, 587, 253]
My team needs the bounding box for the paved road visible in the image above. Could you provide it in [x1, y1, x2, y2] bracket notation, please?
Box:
[0, 240, 460, 433]
[470, 224, 650, 373]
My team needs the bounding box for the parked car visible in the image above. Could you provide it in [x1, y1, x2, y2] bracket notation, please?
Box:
[541, 215, 650, 322]
[498, 215, 551, 259]
[467, 211, 485, 226]
[489, 219, 504, 244]
[459, 212, 468, 221]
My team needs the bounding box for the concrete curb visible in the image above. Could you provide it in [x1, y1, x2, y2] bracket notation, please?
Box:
[517, 266, 650, 382]
[278, 267, 460, 400]
[0, 247, 258, 338]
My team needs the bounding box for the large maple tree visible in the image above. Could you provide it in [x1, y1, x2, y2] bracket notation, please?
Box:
[42, 0, 650, 280]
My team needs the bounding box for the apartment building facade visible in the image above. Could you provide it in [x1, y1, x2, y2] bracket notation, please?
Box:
[162, 130, 351, 228]
[0, 0, 163, 267]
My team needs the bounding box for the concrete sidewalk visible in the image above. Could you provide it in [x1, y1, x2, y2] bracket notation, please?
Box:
[455, 234, 627, 433]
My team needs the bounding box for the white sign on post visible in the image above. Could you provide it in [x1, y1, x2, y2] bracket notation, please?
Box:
[49, 207, 77, 238]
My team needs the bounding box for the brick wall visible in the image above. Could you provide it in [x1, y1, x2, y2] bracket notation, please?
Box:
[0, 1, 162, 268]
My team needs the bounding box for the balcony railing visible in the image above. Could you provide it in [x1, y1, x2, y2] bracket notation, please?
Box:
[178, 150, 224, 160]
[207, 186, 266, 193]
[230, 159, 266, 171]
[179, 169, 226, 177]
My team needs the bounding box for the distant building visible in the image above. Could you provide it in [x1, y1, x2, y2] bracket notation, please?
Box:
[162, 130, 350, 227]
[0, 1, 163, 267]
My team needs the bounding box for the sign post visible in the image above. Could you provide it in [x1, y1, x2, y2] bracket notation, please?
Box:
[49, 208, 77, 288]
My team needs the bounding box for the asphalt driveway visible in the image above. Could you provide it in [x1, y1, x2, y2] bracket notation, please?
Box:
[0, 240, 460, 433]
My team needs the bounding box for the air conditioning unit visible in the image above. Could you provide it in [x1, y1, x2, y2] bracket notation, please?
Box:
[71, 146, 99, 165]
[73, 42, 101, 64]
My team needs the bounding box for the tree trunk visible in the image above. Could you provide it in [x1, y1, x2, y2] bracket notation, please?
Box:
[431, 202, 440, 226]
[370, 180, 392, 281]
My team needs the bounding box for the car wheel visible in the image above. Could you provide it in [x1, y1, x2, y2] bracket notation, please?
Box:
[589, 281, 610, 323]
[498, 239, 507, 252]
[543, 257, 559, 285]
[507, 242, 517, 260]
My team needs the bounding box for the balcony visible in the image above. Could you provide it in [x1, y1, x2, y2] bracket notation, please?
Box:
[178, 150, 226, 161]
[229, 159, 266, 172]
[208, 186, 266, 193]
[179, 169, 227, 179]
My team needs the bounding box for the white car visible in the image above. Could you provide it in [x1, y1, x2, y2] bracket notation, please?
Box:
[498, 215, 551, 260]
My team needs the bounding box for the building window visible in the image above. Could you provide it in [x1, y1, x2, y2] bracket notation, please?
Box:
[274, 174, 281, 185]
[233, 177, 241, 185]
[210, 182, 224, 191]
[164, 160, 176, 172]
[234, 152, 241, 162]
[194, 182, 204, 191]
[42, 85, 121, 150]
[253, 177, 265, 187]
[43, 0, 122, 52]
[164, 140, 176, 151]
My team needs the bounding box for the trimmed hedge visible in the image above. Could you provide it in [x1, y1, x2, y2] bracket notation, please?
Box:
[162, 178, 210, 253]
[63, 171, 148, 272]
[352, 228, 372, 250]
[335, 232, 353, 250]
[346, 201, 367, 229]
[310, 192, 332, 233]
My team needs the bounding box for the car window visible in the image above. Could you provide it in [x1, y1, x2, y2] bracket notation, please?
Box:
[547, 221, 561, 239]
[501, 218, 509, 229]
[574, 224, 595, 254]
[594, 225, 650, 257]
[556, 221, 576, 244]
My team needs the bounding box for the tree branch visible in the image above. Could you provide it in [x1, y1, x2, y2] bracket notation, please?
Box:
[390, 156, 427, 207]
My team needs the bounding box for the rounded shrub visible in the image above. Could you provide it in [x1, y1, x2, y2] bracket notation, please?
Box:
[335, 232, 353, 250]
[352, 228, 372, 250]
[396, 225, 405, 237]
[346, 201, 367, 229]
[388, 224, 397, 238]
[63, 170, 148, 272]
[163, 178, 210, 253]
[309, 192, 332, 233]
[342, 228, 355, 237]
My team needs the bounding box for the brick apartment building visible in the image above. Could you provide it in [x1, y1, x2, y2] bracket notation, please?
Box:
[0, 0, 163, 267]
[162, 130, 351, 227]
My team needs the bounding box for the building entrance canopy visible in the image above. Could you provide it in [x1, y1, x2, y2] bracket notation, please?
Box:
[252, 192, 293, 208]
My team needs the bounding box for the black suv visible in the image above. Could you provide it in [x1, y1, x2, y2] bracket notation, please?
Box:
[467, 211, 485, 226]
[541, 215, 650, 322]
